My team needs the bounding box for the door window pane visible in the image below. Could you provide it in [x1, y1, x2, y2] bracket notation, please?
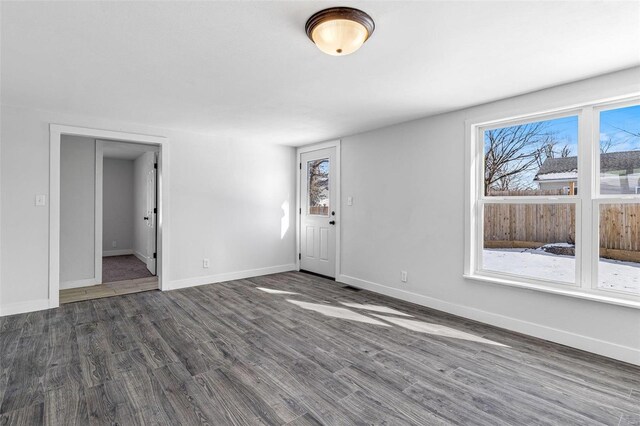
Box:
[483, 203, 576, 284]
[599, 105, 640, 195]
[308, 159, 329, 216]
[598, 203, 640, 295]
[484, 116, 578, 196]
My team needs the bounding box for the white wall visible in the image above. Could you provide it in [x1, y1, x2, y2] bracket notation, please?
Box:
[133, 152, 155, 262]
[169, 135, 296, 287]
[339, 67, 640, 365]
[539, 181, 573, 191]
[60, 135, 95, 284]
[0, 104, 297, 313]
[103, 158, 134, 254]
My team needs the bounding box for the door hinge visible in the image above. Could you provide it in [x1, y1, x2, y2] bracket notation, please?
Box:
[154, 163, 158, 169]
[299, 208, 301, 214]
[153, 252, 157, 259]
[298, 253, 301, 260]
[153, 208, 157, 214]
[299, 163, 302, 170]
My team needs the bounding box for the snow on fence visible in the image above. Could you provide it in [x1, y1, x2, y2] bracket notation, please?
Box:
[484, 190, 640, 263]
[487, 189, 571, 197]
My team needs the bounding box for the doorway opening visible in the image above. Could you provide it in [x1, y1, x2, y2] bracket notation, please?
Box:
[50, 125, 168, 306]
[59, 137, 160, 303]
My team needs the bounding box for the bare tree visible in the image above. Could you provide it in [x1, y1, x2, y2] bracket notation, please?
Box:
[559, 144, 572, 158]
[484, 122, 559, 195]
[308, 160, 329, 207]
[600, 136, 620, 154]
[601, 122, 639, 152]
[535, 141, 572, 168]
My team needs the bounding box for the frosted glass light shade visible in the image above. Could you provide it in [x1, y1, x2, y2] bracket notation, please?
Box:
[311, 19, 368, 56]
[305, 7, 375, 56]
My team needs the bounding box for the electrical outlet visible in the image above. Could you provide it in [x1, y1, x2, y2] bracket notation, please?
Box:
[347, 196, 353, 206]
[203, 258, 210, 268]
[112, 241, 117, 248]
[401, 271, 408, 282]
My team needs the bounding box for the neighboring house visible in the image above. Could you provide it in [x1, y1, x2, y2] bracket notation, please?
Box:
[534, 150, 640, 194]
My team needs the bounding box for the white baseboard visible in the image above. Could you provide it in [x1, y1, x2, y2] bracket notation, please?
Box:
[0, 299, 52, 317]
[133, 250, 148, 263]
[337, 274, 640, 366]
[168, 264, 297, 291]
[103, 249, 133, 257]
[60, 278, 100, 290]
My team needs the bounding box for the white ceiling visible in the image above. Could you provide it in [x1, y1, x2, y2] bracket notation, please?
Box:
[2, 1, 639, 146]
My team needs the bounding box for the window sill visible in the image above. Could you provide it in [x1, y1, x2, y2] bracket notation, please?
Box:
[463, 273, 640, 309]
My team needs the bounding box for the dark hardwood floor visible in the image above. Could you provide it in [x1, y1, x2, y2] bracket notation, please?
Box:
[0, 271, 638, 425]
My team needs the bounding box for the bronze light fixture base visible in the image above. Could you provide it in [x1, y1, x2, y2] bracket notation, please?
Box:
[305, 7, 375, 56]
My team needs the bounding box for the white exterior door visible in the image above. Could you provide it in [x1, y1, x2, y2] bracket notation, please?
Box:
[143, 153, 157, 274]
[300, 147, 336, 277]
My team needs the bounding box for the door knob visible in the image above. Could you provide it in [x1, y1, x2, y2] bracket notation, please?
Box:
[143, 216, 149, 220]
[329, 220, 336, 225]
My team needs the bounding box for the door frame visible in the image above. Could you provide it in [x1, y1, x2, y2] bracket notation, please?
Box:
[296, 140, 341, 278]
[49, 124, 169, 308]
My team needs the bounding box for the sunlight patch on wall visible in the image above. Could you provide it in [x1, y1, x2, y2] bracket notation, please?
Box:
[281, 200, 289, 239]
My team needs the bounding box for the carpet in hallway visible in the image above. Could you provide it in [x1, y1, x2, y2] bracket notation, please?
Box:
[102, 254, 154, 283]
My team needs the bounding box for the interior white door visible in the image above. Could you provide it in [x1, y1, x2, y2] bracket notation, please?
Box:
[144, 153, 157, 274]
[300, 147, 336, 277]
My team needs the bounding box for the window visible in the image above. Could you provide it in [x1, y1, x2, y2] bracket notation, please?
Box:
[598, 203, 639, 294]
[467, 99, 640, 305]
[485, 115, 578, 197]
[480, 115, 579, 286]
[595, 104, 640, 296]
[483, 203, 576, 285]
[307, 158, 330, 216]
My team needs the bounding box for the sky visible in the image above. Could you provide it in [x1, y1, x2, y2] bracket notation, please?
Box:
[485, 104, 640, 157]
[484, 104, 639, 190]
[542, 115, 578, 156]
[535, 104, 640, 155]
[600, 104, 640, 152]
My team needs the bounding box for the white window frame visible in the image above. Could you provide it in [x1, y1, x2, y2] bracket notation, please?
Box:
[465, 95, 640, 309]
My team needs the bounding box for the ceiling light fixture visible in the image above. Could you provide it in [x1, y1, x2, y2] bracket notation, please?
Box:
[305, 7, 375, 56]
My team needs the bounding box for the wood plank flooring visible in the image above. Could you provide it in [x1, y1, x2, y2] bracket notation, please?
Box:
[1, 271, 639, 425]
[60, 277, 158, 304]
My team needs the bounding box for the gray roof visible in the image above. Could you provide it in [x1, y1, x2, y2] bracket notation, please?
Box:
[534, 150, 640, 180]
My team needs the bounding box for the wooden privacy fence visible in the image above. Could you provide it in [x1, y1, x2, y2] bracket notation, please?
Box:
[599, 203, 640, 262]
[484, 203, 576, 247]
[484, 189, 640, 262]
[309, 206, 329, 215]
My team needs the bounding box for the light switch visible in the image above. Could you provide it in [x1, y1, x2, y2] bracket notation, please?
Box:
[35, 195, 46, 206]
[347, 196, 353, 206]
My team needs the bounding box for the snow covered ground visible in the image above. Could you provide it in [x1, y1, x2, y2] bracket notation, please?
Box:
[483, 248, 639, 294]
